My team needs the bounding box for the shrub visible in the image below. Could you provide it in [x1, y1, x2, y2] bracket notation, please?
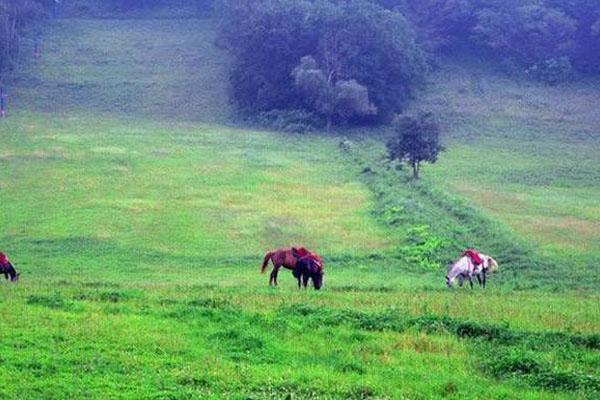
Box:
[255, 108, 322, 133]
[485, 348, 544, 377]
[526, 57, 574, 85]
[532, 369, 600, 392]
[27, 292, 81, 311]
[399, 225, 446, 270]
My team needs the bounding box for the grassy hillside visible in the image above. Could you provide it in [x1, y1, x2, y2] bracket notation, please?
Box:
[13, 18, 230, 123]
[0, 18, 598, 399]
[1, 112, 599, 399]
[417, 61, 600, 272]
[0, 112, 388, 272]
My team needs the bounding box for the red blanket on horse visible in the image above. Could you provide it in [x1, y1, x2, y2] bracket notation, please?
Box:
[293, 247, 312, 258]
[462, 249, 483, 266]
[0, 252, 9, 267]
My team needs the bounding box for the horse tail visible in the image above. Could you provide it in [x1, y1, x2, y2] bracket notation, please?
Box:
[261, 252, 273, 273]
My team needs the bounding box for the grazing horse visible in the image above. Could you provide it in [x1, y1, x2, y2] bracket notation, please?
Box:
[292, 256, 324, 290]
[261, 247, 323, 286]
[446, 253, 498, 289]
[0, 252, 20, 282]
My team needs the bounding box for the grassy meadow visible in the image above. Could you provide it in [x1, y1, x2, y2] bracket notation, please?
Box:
[417, 62, 600, 272]
[0, 17, 598, 399]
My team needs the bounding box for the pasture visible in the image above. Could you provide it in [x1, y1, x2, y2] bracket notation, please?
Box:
[418, 62, 600, 273]
[0, 16, 598, 399]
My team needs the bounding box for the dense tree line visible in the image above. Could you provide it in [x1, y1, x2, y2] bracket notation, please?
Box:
[218, 0, 427, 127]
[217, 0, 600, 128]
[376, 0, 600, 75]
[63, 0, 215, 15]
[0, 0, 47, 79]
[104, 0, 214, 12]
[3, 0, 599, 128]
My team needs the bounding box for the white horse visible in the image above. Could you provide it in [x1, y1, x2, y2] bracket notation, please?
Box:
[446, 253, 498, 289]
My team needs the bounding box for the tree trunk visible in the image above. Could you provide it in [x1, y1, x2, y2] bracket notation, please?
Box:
[412, 161, 419, 180]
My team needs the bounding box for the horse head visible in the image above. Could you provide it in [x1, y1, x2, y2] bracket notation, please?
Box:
[1, 263, 19, 282]
[487, 257, 498, 272]
[310, 264, 324, 290]
[298, 256, 324, 290]
[446, 257, 471, 288]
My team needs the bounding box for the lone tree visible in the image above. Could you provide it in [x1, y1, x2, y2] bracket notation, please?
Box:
[387, 112, 444, 180]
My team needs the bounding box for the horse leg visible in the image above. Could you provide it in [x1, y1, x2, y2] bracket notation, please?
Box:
[482, 271, 487, 289]
[270, 265, 280, 286]
[302, 274, 309, 289]
[274, 266, 281, 286]
[476, 274, 482, 287]
[468, 276, 474, 289]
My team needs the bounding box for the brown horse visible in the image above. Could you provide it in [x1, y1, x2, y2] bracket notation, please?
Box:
[261, 247, 323, 286]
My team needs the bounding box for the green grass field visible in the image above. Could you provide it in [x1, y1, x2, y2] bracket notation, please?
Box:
[0, 17, 598, 399]
[417, 62, 600, 271]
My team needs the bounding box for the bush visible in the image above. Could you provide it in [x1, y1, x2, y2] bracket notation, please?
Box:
[399, 225, 446, 270]
[255, 109, 322, 133]
[526, 57, 574, 85]
[485, 348, 544, 377]
[532, 369, 600, 392]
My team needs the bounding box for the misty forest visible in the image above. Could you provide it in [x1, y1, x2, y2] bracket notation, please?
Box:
[0, 1, 599, 399]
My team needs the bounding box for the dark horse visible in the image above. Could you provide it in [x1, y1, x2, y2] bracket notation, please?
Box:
[292, 256, 324, 290]
[261, 247, 323, 288]
[0, 252, 19, 282]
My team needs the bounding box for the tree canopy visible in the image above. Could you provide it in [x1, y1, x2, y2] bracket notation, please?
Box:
[375, 0, 600, 74]
[217, 0, 600, 127]
[386, 112, 444, 180]
[218, 0, 427, 125]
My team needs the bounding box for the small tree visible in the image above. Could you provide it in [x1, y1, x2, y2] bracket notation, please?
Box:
[387, 112, 444, 180]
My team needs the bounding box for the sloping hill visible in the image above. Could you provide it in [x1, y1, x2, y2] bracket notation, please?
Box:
[2, 15, 391, 270]
[13, 18, 231, 123]
[416, 61, 600, 272]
